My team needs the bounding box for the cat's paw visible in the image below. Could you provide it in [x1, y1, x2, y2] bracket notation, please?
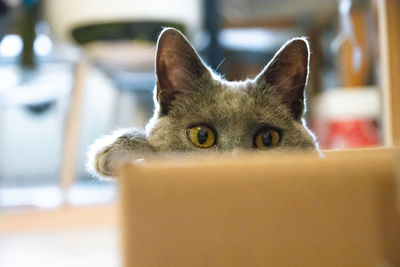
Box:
[87, 133, 119, 178]
[87, 128, 156, 178]
[93, 145, 115, 178]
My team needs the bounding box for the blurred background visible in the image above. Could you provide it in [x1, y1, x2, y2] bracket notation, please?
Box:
[0, 0, 394, 266]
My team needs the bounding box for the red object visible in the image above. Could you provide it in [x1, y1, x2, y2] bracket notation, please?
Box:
[324, 119, 380, 149]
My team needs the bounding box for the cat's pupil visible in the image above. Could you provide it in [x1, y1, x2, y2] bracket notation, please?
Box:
[197, 129, 209, 144]
[262, 131, 273, 147]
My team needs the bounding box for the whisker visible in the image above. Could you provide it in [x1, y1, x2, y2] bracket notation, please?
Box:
[215, 58, 226, 72]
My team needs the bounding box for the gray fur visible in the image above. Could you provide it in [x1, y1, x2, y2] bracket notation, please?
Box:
[88, 28, 319, 178]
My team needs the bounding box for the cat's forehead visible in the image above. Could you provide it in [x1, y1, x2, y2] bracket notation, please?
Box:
[169, 78, 293, 129]
[214, 80, 253, 109]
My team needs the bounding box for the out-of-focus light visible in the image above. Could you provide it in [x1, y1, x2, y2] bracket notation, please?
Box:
[0, 34, 23, 57]
[34, 34, 53, 56]
[4, 0, 21, 7]
[219, 28, 298, 53]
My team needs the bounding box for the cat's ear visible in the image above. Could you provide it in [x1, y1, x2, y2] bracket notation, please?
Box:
[256, 38, 310, 120]
[155, 28, 210, 115]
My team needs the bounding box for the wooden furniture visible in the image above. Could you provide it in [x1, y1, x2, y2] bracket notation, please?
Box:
[119, 148, 400, 266]
[377, 0, 400, 146]
[59, 59, 90, 194]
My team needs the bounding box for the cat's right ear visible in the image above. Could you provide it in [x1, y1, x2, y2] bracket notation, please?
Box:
[255, 38, 310, 121]
[155, 28, 210, 115]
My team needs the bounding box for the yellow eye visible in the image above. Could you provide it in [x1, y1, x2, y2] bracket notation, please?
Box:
[187, 125, 216, 148]
[255, 128, 280, 150]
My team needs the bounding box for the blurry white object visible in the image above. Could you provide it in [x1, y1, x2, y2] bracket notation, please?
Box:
[0, 34, 23, 57]
[0, 63, 72, 106]
[0, 63, 117, 187]
[44, 0, 202, 42]
[219, 28, 303, 52]
[314, 87, 380, 120]
[34, 34, 53, 56]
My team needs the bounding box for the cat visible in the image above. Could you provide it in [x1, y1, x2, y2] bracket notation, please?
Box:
[88, 27, 319, 178]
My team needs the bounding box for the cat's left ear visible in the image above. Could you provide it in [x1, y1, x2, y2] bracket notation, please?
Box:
[256, 38, 310, 120]
[155, 28, 211, 115]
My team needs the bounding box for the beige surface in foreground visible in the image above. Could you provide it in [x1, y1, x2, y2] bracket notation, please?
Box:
[0, 203, 121, 267]
[119, 148, 400, 267]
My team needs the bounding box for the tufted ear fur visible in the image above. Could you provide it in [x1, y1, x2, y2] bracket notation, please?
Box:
[155, 28, 210, 115]
[256, 38, 310, 120]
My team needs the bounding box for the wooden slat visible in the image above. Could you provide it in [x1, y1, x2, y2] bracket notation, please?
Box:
[377, 0, 400, 146]
[339, 8, 371, 87]
[59, 60, 90, 193]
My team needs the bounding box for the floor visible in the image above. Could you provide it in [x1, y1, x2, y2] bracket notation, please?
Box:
[0, 226, 121, 267]
[0, 202, 121, 267]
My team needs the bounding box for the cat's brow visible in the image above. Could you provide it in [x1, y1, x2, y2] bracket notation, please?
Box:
[248, 123, 279, 132]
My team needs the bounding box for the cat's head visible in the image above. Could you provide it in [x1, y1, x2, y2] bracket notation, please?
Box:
[146, 28, 318, 153]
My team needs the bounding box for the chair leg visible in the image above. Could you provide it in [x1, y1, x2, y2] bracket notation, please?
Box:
[59, 59, 90, 201]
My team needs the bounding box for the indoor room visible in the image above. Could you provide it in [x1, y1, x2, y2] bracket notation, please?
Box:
[0, 0, 399, 266]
